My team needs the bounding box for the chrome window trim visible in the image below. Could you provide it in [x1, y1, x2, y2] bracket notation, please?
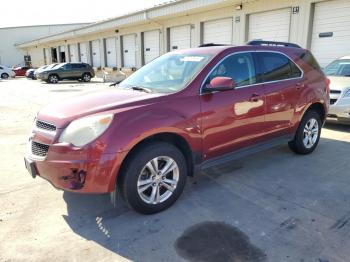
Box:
[200, 50, 304, 95]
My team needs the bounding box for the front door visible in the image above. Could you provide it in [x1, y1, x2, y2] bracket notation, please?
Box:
[200, 52, 266, 160]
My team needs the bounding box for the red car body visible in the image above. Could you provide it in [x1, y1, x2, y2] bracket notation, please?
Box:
[13, 66, 30, 76]
[25, 44, 329, 194]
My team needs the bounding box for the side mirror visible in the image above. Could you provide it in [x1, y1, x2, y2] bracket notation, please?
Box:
[204, 77, 235, 92]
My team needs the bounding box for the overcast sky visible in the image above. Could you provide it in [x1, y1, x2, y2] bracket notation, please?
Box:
[0, 0, 166, 28]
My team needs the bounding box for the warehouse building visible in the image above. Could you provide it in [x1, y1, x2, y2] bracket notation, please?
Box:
[16, 0, 350, 70]
[0, 23, 88, 67]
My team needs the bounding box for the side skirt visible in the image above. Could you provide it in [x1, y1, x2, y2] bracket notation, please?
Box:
[200, 134, 294, 171]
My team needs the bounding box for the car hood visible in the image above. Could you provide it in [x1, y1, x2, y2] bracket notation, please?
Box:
[328, 76, 350, 91]
[37, 88, 166, 128]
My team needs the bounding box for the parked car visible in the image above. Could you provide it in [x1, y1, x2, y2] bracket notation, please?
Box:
[36, 63, 95, 83]
[0, 65, 15, 79]
[24, 41, 329, 214]
[324, 56, 350, 124]
[34, 64, 56, 79]
[13, 66, 30, 77]
[25, 69, 36, 80]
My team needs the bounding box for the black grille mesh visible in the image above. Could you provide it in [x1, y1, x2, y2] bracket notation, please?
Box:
[31, 141, 49, 157]
[36, 120, 56, 131]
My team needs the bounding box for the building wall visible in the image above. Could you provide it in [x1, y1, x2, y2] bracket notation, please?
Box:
[0, 24, 88, 67]
[23, 0, 347, 68]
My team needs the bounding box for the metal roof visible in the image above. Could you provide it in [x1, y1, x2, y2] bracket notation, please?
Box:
[16, 0, 237, 48]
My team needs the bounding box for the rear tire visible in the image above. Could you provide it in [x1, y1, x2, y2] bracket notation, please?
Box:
[288, 110, 322, 154]
[119, 142, 187, 214]
[1, 73, 9, 79]
[82, 73, 91, 82]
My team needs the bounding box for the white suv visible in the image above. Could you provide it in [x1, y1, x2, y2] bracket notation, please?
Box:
[0, 65, 15, 79]
[324, 56, 350, 124]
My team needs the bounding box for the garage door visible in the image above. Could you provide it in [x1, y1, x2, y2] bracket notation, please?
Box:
[69, 44, 79, 63]
[311, 0, 350, 67]
[105, 37, 117, 68]
[122, 34, 137, 68]
[143, 30, 160, 64]
[79, 42, 89, 64]
[248, 8, 291, 42]
[169, 25, 191, 51]
[203, 18, 233, 45]
[91, 40, 101, 67]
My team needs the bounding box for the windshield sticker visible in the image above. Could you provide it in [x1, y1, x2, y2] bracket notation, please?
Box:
[180, 56, 205, 62]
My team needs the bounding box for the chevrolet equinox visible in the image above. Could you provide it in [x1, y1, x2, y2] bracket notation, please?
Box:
[25, 41, 329, 214]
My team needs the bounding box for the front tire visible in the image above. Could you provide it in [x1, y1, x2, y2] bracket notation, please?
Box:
[288, 110, 322, 154]
[48, 74, 59, 84]
[119, 142, 187, 214]
[1, 73, 9, 79]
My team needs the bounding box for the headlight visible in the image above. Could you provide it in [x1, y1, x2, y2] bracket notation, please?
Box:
[343, 89, 350, 98]
[59, 114, 113, 147]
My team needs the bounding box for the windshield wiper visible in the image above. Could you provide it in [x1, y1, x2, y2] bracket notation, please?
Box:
[131, 86, 152, 93]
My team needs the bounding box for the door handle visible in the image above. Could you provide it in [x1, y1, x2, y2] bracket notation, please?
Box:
[250, 93, 260, 102]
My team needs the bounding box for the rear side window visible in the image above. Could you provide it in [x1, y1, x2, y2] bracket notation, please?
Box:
[257, 52, 302, 82]
[299, 51, 322, 71]
[205, 52, 257, 87]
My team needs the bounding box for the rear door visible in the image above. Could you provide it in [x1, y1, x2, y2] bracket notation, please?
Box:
[200, 52, 266, 160]
[256, 51, 303, 137]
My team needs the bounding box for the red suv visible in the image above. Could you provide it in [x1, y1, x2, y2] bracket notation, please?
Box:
[25, 41, 329, 214]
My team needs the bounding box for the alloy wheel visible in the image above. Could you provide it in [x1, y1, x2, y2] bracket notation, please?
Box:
[83, 74, 91, 82]
[1, 73, 9, 79]
[50, 75, 58, 83]
[303, 118, 319, 149]
[137, 156, 179, 205]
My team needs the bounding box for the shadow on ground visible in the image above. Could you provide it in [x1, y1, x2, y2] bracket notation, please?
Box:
[62, 137, 350, 262]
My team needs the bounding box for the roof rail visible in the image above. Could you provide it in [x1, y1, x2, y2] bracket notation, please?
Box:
[199, 43, 230, 47]
[247, 40, 301, 48]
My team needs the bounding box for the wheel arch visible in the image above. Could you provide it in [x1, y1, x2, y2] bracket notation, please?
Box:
[304, 102, 326, 123]
[116, 132, 196, 189]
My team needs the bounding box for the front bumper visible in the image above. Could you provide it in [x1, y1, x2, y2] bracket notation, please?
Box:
[327, 101, 350, 123]
[25, 128, 124, 193]
[37, 74, 48, 81]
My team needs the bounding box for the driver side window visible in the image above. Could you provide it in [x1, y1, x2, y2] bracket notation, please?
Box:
[205, 52, 257, 88]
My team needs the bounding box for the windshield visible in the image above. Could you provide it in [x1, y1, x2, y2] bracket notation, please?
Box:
[324, 59, 350, 76]
[119, 52, 212, 93]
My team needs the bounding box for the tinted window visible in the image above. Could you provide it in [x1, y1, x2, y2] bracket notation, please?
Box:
[62, 64, 72, 70]
[205, 52, 257, 87]
[71, 64, 86, 69]
[257, 52, 302, 82]
[0, 67, 3, 70]
[300, 51, 322, 71]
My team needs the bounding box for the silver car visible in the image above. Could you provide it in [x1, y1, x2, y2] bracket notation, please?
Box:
[325, 56, 350, 124]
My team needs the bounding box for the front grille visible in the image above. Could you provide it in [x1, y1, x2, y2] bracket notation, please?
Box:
[330, 99, 338, 105]
[31, 141, 49, 157]
[330, 90, 341, 94]
[36, 120, 56, 132]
